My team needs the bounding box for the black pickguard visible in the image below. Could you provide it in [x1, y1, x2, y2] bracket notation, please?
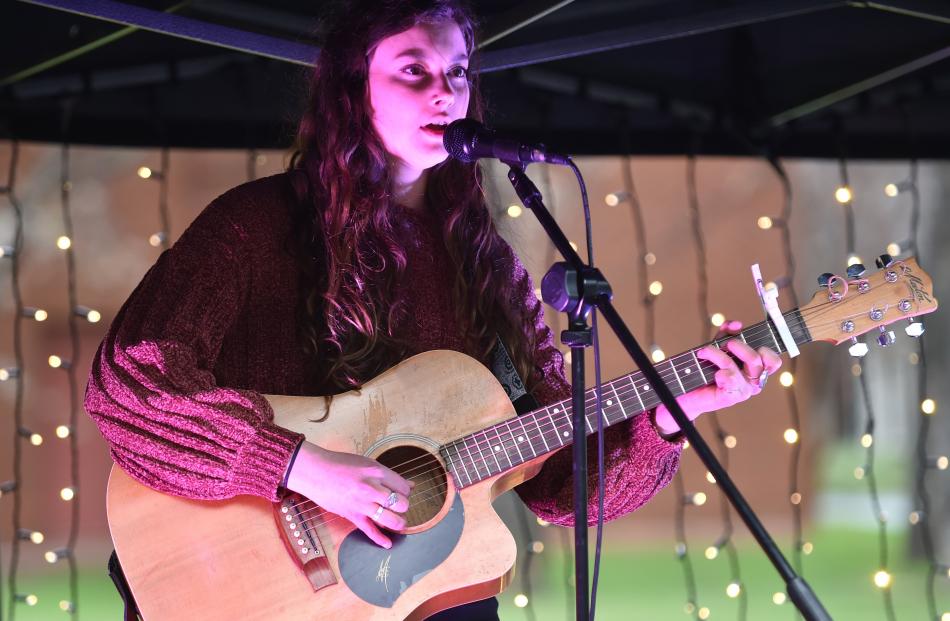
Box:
[338, 495, 464, 607]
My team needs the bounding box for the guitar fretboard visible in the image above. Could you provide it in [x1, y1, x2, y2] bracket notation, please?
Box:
[439, 309, 810, 488]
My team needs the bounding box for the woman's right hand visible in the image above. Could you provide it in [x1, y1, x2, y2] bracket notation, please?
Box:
[285, 441, 413, 548]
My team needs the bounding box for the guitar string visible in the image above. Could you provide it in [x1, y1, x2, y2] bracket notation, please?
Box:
[282, 304, 920, 517]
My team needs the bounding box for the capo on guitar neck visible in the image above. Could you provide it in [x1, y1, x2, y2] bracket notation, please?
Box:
[751, 264, 800, 357]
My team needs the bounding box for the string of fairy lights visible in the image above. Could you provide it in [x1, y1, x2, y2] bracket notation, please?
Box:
[608, 154, 712, 619]
[686, 150, 748, 620]
[895, 131, 947, 618]
[763, 156, 810, 590]
[837, 153, 898, 618]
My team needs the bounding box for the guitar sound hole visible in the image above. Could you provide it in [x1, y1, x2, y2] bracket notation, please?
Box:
[376, 445, 447, 528]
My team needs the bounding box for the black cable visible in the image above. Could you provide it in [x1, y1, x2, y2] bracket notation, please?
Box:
[687, 149, 746, 621]
[765, 156, 806, 578]
[4, 139, 27, 621]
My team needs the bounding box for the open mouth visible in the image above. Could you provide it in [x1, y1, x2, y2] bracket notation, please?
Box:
[421, 122, 448, 136]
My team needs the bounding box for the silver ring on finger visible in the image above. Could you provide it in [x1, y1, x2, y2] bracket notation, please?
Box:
[756, 369, 769, 389]
[386, 491, 398, 508]
[372, 505, 384, 521]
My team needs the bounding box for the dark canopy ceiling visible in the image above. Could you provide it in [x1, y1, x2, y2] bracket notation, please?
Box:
[2, 0, 949, 158]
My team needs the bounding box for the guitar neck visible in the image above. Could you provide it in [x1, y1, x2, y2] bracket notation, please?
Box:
[441, 308, 811, 488]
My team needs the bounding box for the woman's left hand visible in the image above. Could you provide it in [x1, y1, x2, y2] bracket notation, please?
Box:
[653, 320, 783, 437]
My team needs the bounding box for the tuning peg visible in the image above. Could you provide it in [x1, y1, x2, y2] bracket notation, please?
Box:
[875, 254, 894, 269]
[848, 337, 869, 357]
[817, 272, 834, 288]
[905, 319, 925, 338]
[876, 326, 896, 347]
[846, 263, 866, 279]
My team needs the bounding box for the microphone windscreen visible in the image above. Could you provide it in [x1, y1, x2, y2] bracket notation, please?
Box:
[443, 118, 483, 163]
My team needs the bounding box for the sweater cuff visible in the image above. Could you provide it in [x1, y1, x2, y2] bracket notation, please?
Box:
[639, 410, 686, 447]
[231, 423, 304, 501]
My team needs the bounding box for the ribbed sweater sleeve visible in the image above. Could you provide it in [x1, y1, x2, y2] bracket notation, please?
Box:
[84, 195, 303, 502]
[509, 254, 683, 526]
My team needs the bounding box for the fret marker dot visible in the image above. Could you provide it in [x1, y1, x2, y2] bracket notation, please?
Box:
[684, 367, 691, 374]
[642, 385, 650, 392]
[553, 407, 560, 413]
[493, 446, 500, 452]
[607, 399, 613, 406]
[562, 431, 569, 437]
[518, 436, 524, 442]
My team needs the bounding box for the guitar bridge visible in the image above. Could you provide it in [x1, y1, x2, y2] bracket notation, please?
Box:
[275, 492, 336, 591]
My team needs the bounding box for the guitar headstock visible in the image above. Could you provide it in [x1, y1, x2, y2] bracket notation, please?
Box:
[800, 257, 937, 348]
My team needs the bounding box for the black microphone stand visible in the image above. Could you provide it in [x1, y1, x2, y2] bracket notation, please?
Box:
[505, 162, 832, 621]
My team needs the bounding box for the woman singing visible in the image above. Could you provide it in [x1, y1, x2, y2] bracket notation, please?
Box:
[85, 1, 781, 618]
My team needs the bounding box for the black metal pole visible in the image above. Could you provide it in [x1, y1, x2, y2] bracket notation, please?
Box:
[570, 337, 589, 621]
[507, 164, 832, 621]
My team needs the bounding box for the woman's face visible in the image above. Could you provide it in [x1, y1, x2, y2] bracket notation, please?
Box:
[367, 21, 471, 179]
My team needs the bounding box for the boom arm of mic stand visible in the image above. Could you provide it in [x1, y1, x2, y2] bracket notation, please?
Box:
[506, 164, 833, 621]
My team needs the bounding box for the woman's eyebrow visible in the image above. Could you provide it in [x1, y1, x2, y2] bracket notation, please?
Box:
[394, 47, 468, 63]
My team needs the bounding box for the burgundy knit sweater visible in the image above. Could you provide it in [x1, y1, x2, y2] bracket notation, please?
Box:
[84, 173, 681, 526]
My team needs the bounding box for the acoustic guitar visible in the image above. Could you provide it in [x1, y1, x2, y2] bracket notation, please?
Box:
[107, 257, 937, 620]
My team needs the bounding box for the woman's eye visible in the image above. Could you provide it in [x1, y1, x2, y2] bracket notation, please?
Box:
[402, 64, 425, 77]
[449, 66, 469, 80]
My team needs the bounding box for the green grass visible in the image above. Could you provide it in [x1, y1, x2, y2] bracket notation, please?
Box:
[7, 528, 947, 620]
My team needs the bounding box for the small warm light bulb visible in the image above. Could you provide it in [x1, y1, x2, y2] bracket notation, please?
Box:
[790, 492, 802, 505]
[802, 541, 814, 555]
[860, 434, 873, 448]
[698, 607, 710, 620]
[18, 594, 38, 606]
[772, 592, 787, 605]
[0, 367, 19, 381]
[536, 517, 549, 527]
[886, 242, 901, 257]
[873, 570, 892, 589]
[726, 582, 741, 598]
[851, 363, 863, 377]
[643, 252, 656, 266]
[30, 531, 44, 544]
[60, 487, 75, 501]
[936, 456, 949, 471]
[506, 204, 523, 218]
[757, 216, 773, 230]
[884, 183, 899, 198]
[56, 425, 71, 439]
[908, 511, 921, 525]
[56, 236, 72, 250]
[835, 186, 852, 204]
[779, 371, 794, 387]
[33, 309, 48, 322]
[764, 281, 777, 292]
[59, 600, 75, 612]
[30, 433, 43, 446]
[513, 594, 529, 608]
[723, 435, 737, 449]
[651, 346, 666, 363]
[847, 254, 862, 267]
[45, 551, 59, 563]
[705, 471, 716, 484]
[648, 280, 663, 296]
[921, 398, 937, 415]
[149, 232, 166, 247]
[783, 428, 799, 444]
[87, 309, 101, 323]
[48, 355, 63, 368]
[704, 545, 719, 560]
[604, 192, 620, 207]
[530, 541, 544, 554]
[854, 466, 866, 480]
[710, 313, 725, 327]
[137, 166, 153, 179]
[909, 352, 920, 365]
[692, 492, 707, 506]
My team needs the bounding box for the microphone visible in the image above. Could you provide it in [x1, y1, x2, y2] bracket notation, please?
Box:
[443, 119, 571, 166]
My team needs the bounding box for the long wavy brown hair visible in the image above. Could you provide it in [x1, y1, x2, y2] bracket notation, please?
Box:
[287, 0, 541, 393]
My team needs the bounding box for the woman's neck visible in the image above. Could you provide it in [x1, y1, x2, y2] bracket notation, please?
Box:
[391, 166, 428, 211]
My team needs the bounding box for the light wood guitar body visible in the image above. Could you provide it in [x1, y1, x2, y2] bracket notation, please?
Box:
[107, 350, 547, 620]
